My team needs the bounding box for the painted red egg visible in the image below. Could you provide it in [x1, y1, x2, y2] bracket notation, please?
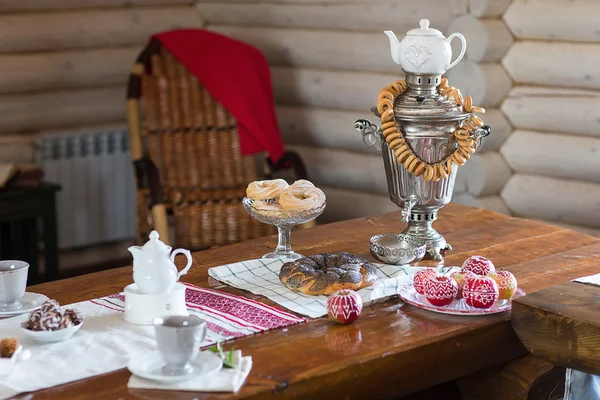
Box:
[413, 269, 436, 295]
[327, 289, 363, 324]
[462, 255, 496, 276]
[424, 276, 458, 307]
[463, 275, 499, 309]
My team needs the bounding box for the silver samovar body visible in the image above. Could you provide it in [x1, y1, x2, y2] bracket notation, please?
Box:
[354, 20, 489, 260]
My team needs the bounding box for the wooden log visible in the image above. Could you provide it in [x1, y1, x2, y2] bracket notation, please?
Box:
[502, 86, 600, 138]
[319, 185, 398, 223]
[503, 41, 600, 90]
[505, 0, 600, 42]
[0, 47, 138, 94]
[0, 135, 36, 164]
[501, 174, 600, 228]
[199, 1, 455, 31]
[456, 354, 565, 400]
[0, 87, 125, 134]
[447, 15, 513, 63]
[277, 106, 372, 153]
[458, 152, 511, 196]
[468, 0, 512, 17]
[0, 7, 202, 53]
[452, 194, 510, 215]
[272, 67, 401, 111]
[445, 61, 512, 107]
[501, 130, 600, 183]
[512, 282, 600, 375]
[477, 109, 511, 152]
[209, 25, 398, 74]
[288, 145, 389, 195]
[0, 0, 193, 12]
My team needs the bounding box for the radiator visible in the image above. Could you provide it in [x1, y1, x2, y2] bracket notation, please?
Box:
[36, 129, 136, 249]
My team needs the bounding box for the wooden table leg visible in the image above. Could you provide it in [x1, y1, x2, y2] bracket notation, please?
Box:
[456, 354, 565, 400]
[43, 193, 59, 281]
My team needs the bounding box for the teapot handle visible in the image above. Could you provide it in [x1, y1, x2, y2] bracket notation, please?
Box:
[446, 33, 467, 71]
[170, 249, 193, 280]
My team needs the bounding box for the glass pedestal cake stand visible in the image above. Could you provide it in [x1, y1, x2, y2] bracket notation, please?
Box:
[242, 197, 326, 261]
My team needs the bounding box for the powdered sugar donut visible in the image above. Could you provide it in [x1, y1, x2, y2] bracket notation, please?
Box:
[253, 200, 285, 217]
[290, 179, 315, 189]
[279, 186, 326, 212]
[246, 179, 289, 200]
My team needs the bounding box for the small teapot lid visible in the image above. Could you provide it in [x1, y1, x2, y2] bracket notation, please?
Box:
[141, 230, 171, 252]
[406, 19, 443, 37]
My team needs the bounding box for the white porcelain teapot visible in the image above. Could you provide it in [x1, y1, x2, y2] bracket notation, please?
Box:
[128, 231, 193, 295]
[384, 19, 466, 74]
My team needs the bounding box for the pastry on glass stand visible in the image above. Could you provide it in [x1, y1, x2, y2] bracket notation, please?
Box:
[243, 179, 326, 261]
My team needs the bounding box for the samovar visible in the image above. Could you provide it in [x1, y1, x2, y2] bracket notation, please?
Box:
[355, 19, 490, 260]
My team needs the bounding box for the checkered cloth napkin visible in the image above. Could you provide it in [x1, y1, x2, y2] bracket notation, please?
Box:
[208, 259, 420, 318]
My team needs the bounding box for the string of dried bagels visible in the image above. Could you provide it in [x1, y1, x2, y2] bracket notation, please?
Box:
[376, 78, 486, 182]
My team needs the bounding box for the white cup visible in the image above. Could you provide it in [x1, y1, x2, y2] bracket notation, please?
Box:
[0, 261, 29, 311]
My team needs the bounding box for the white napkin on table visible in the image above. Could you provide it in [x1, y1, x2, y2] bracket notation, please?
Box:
[573, 272, 600, 285]
[127, 350, 252, 393]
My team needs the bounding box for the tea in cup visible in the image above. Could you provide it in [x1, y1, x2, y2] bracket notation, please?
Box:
[0, 261, 29, 311]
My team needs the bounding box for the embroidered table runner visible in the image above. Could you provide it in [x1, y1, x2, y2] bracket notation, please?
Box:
[0, 283, 304, 399]
[208, 258, 426, 318]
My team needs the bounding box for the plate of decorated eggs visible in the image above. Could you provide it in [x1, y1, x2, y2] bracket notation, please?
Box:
[397, 255, 524, 315]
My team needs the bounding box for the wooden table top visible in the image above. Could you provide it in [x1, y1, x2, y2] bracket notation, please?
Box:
[512, 281, 600, 375]
[20, 204, 600, 400]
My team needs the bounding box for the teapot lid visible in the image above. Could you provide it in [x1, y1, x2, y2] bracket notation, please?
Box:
[141, 230, 171, 252]
[406, 19, 443, 37]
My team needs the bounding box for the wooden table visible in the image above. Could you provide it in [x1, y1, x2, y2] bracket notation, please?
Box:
[21, 204, 600, 399]
[512, 281, 600, 375]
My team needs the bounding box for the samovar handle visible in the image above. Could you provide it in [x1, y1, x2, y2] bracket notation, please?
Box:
[354, 119, 382, 151]
[473, 125, 491, 150]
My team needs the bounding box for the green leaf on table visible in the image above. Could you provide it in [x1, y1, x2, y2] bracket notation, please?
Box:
[207, 341, 236, 368]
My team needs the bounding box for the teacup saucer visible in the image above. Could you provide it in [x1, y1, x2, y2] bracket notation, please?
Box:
[128, 351, 223, 383]
[0, 293, 48, 317]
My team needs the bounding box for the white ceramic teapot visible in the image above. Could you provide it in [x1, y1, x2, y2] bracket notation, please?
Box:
[128, 231, 193, 295]
[384, 19, 466, 74]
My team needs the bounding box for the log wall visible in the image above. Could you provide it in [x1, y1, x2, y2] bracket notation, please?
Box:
[198, 0, 515, 221]
[0, 1, 202, 163]
[501, 0, 600, 234]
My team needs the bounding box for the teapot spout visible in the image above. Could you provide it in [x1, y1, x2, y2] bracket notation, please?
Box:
[383, 30, 402, 66]
[128, 246, 143, 267]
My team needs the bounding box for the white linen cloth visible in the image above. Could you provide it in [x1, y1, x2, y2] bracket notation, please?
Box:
[0, 284, 303, 399]
[563, 273, 600, 400]
[208, 258, 431, 318]
[128, 350, 252, 393]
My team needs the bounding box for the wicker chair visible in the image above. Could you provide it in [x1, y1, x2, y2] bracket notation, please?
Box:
[126, 39, 308, 250]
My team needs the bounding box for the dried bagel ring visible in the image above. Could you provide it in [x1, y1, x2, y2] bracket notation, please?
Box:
[413, 161, 426, 177]
[458, 138, 474, 148]
[377, 98, 394, 115]
[378, 91, 395, 102]
[382, 126, 399, 137]
[381, 109, 394, 123]
[453, 89, 463, 105]
[471, 106, 486, 114]
[437, 77, 448, 89]
[388, 138, 404, 149]
[442, 86, 455, 95]
[458, 147, 472, 159]
[463, 119, 478, 131]
[407, 156, 420, 173]
[452, 151, 466, 166]
[463, 96, 473, 112]
[389, 82, 402, 95]
[446, 158, 454, 175]
[432, 165, 442, 182]
[439, 162, 449, 179]
[460, 144, 476, 154]
[380, 121, 396, 131]
[394, 144, 409, 157]
[454, 129, 470, 140]
[396, 80, 407, 90]
[424, 165, 434, 181]
[404, 154, 416, 170]
[470, 115, 484, 127]
[385, 132, 401, 143]
[397, 149, 412, 164]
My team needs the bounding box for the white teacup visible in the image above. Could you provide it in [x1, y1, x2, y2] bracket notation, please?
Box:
[0, 261, 29, 311]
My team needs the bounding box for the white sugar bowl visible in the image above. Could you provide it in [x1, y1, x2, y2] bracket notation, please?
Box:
[384, 18, 467, 75]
